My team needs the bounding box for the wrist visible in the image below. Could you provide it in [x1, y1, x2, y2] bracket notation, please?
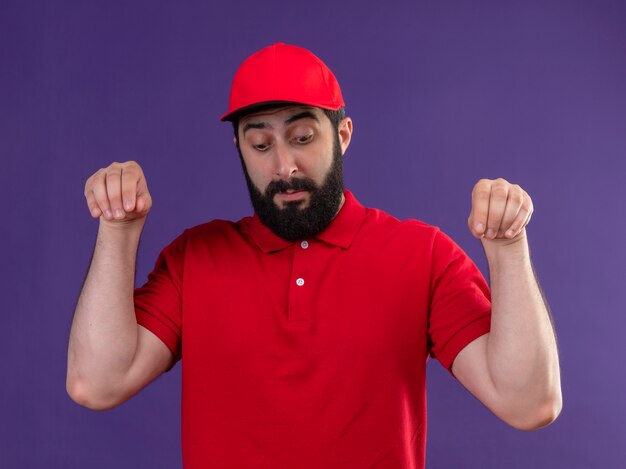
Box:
[97, 217, 146, 243]
[481, 229, 530, 264]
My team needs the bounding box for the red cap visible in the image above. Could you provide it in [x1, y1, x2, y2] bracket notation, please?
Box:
[220, 43, 345, 121]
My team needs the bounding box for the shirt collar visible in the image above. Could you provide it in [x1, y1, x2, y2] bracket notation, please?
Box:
[244, 189, 367, 253]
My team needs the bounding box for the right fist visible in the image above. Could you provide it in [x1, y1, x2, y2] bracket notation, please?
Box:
[84, 161, 152, 222]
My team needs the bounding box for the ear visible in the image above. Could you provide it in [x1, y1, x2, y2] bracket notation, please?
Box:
[338, 117, 353, 156]
[233, 137, 238, 146]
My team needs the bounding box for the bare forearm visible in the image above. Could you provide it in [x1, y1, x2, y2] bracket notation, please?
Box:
[67, 220, 144, 405]
[458, 178, 561, 428]
[484, 234, 561, 419]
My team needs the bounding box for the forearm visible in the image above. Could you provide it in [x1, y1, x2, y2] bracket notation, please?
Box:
[483, 232, 561, 422]
[458, 178, 561, 428]
[67, 219, 144, 407]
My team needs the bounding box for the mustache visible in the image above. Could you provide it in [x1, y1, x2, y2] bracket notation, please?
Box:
[265, 177, 318, 198]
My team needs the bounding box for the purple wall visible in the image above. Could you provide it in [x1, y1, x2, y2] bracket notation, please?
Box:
[2, 0, 625, 467]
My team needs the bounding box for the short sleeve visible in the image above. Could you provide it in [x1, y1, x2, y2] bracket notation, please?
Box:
[428, 230, 491, 373]
[134, 232, 186, 361]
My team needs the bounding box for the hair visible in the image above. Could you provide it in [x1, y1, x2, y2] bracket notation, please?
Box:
[232, 106, 346, 145]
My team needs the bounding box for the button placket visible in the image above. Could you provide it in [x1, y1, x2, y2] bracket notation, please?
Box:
[288, 240, 312, 327]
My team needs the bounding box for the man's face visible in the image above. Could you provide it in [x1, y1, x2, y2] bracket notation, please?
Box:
[236, 106, 352, 241]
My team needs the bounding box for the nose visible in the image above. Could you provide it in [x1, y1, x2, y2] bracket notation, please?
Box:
[273, 140, 298, 180]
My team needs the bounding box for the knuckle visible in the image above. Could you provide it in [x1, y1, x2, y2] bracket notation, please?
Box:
[122, 169, 139, 181]
[92, 188, 106, 200]
[510, 191, 524, 205]
[105, 162, 122, 173]
[122, 161, 142, 175]
[493, 177, 510, 188]
[492, 186, 508, 198]
[525, 193, 534, 209]
[94, 196, 109, 209]
[511, 184, 523, 195]
[88, 170, 103, 185]
[108, 190, 121, 202]
[473, 188, 490, 199]
[473, 179, 489, 192]
[523, 192, 533, 206]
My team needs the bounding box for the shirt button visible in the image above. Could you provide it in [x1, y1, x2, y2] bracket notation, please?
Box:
[296, 278, 305, 286]
[301, 240, 309, 249]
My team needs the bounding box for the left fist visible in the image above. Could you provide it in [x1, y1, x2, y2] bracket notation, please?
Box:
[468, 178, 533, 240]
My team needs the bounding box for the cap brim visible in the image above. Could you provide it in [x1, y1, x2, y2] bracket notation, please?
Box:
[220, 100, 342, 122]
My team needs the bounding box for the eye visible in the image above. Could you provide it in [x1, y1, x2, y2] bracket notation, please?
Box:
[253, 143, 270, 152]
[294, 134, 313, 144]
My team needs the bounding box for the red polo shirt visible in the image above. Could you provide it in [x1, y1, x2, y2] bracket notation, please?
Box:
[134, 190, 491, 469]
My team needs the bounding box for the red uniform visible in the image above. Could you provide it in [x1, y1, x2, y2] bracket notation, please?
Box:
[135, 190, 491, 468]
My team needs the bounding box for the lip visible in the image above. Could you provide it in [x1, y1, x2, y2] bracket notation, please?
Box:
[276, 190, 307, 201]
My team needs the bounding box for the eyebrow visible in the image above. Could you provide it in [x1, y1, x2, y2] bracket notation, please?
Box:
[242, 110, 320, 136]
[284, 110, 320, 125]
[242, 122, 267, 135]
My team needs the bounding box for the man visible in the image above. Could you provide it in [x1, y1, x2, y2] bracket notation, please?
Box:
[67, 43, 562, 468]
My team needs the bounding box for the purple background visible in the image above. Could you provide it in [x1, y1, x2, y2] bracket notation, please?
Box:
[2, 0, 625, 467]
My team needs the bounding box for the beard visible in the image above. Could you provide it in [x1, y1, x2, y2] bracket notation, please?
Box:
[238, 135, 344, 241]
